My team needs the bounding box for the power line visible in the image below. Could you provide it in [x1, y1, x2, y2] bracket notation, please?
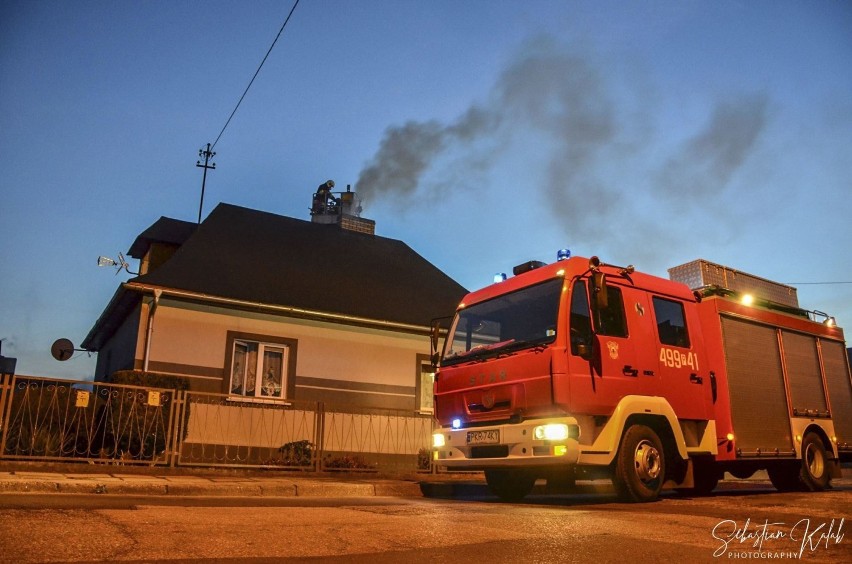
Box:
[210, 0, 301, 150]
[785, 281, 852, 285]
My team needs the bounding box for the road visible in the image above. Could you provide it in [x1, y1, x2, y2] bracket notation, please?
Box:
[1, 482, 850, 563]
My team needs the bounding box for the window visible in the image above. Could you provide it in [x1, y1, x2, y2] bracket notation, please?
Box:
[417, 359, 435, 413]
[652, 297, 690, 348]
[442, 279, 563, 365]
[596, 285, 628, 337]
[570, 280, 593, 356]
[230, 340, 288, 399]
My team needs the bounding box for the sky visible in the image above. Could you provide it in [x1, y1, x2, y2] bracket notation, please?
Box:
[1, 0, 850, 379]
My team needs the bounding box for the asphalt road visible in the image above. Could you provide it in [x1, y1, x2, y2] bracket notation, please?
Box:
[1, 483, 850, 563]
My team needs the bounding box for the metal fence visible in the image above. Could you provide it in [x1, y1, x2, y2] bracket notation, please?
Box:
[0, 374, 434, 474]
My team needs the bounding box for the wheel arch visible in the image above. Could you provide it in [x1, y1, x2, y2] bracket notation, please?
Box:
[582, 395, 690, 466]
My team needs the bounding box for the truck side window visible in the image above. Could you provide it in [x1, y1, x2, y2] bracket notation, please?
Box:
[597, 285, 628, 337]
[652, 296, 690, 348]
[570, 280, 593, 355]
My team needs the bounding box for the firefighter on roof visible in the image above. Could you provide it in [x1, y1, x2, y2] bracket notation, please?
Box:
[312, 180, 337, 214]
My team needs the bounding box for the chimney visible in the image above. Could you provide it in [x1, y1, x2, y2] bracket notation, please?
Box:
[310, 182, 376, 235]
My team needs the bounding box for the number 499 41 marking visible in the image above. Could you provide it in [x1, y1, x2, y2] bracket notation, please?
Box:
[659, 347, 698, 370]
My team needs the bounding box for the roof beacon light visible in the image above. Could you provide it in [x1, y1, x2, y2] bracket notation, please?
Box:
[512, 260, 547, 276]
[493, 273, 507, 283]
[741, 294, 755, 307]
[557, 248, 571, 261]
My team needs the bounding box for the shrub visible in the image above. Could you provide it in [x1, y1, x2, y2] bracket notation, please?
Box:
[277, 440, 315, 466]
[323, 453, 374, 470]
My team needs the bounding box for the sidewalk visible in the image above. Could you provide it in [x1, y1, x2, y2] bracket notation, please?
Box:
[0, 464, 431, 498]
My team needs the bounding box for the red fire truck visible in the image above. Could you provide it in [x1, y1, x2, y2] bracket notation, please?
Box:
[430, 255, 852, 502]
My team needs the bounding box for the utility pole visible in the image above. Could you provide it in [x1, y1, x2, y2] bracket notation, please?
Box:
[196, 143, 216, 224]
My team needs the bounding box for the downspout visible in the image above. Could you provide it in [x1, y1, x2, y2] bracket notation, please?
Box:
[142, 289, 162, 372]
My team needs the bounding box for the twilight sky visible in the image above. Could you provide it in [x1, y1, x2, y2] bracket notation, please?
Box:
[1, 0, 850, 379]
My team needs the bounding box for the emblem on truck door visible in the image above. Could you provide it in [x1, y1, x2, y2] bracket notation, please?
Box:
[607, 341, 619, 360]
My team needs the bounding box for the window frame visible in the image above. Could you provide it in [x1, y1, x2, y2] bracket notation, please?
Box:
[223, 331, 298, 400]
[651, 296, 691, 348]
[415, 353, 434, 414]
[595, 284, 629, 338]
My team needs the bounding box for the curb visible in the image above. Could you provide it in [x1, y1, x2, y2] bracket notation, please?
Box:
[0, 472, 423, 498]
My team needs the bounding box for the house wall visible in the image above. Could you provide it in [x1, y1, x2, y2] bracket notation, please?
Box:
[135, 297, 431, 410]
[94, 304, 142, 381]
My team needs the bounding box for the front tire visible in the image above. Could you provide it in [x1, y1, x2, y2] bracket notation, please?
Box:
[485, 469, 536, 502]
[612, 425, 665, 502]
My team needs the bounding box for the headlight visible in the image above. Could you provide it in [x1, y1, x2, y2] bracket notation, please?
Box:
[534, 423, 570, 441]
[432, 433, 446, 448]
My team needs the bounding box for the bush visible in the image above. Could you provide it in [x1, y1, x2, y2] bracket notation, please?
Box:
[277, 440, 314, 466]
[96, 371, 191, 461]
[323, 453, 375, 470]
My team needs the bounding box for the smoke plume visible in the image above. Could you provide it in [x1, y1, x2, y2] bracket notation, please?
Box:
[655, 95, 769, 204]
[355, 36, 770, 255]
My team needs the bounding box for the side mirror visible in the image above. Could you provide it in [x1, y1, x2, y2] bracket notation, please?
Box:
[591, 271, 608, 310]
[430, 323, 441, 357]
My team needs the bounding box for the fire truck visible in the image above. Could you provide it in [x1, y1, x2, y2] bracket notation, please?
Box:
[430, 255, 852, 502]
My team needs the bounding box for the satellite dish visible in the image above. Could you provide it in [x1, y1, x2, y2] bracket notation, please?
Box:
[51, 338, 75, 361]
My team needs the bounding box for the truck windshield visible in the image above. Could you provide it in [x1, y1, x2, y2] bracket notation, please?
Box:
[442, 278, 563, 366]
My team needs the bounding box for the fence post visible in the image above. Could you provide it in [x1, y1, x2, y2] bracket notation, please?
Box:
[0, 374, 11, 458]
[314, 401, 325, 472]
[168, 389, 186, 467]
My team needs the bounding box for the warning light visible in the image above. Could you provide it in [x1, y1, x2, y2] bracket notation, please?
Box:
[493, 273, 507, 283]
[726, 433, 735, 442]
[741, 294, 754, 306]
[557, 248, 571, 261]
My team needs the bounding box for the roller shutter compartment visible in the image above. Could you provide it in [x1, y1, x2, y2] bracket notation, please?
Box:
[782, 331, 828, 415]
[720, 316, 793, 455]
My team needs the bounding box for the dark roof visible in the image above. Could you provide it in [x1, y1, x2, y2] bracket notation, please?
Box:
[89, 204, 466, 347]
[127, 217, 197, 258]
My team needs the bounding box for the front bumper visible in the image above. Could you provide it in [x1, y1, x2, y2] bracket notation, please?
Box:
[433, 417, 581, 469]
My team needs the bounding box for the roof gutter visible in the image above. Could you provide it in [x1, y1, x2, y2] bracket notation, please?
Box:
[122, 282, 432, 335]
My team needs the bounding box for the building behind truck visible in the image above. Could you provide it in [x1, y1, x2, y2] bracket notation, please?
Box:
[431, 254, 851, 502]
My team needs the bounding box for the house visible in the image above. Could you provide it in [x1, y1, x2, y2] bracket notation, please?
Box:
[82, 197, 466, 413]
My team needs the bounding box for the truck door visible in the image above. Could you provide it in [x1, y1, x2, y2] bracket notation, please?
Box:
[567, 279, 659, 414]
[650, 295, 708, 420]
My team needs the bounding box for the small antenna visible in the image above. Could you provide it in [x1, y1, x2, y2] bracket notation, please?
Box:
[97, 252, 138, 275]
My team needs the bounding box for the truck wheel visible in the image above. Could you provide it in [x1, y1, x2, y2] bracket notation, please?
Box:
[612, 425, 665, 502]
[799, 432, 830, 491]
[768, 433, 831, 492]
[485, 469, 536, 502]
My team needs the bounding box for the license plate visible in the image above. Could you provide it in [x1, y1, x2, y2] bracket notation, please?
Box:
[466, 429, 500, 445]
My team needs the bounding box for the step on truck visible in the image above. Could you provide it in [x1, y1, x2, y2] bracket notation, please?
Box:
[430, 254, 852, 502]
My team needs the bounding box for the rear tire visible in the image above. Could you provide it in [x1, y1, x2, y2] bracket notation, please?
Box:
[612, 425, 665, 502]
[768, 433, 831, 492]
[485, 469, 536, 502]
[800, 432, 831, 491]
